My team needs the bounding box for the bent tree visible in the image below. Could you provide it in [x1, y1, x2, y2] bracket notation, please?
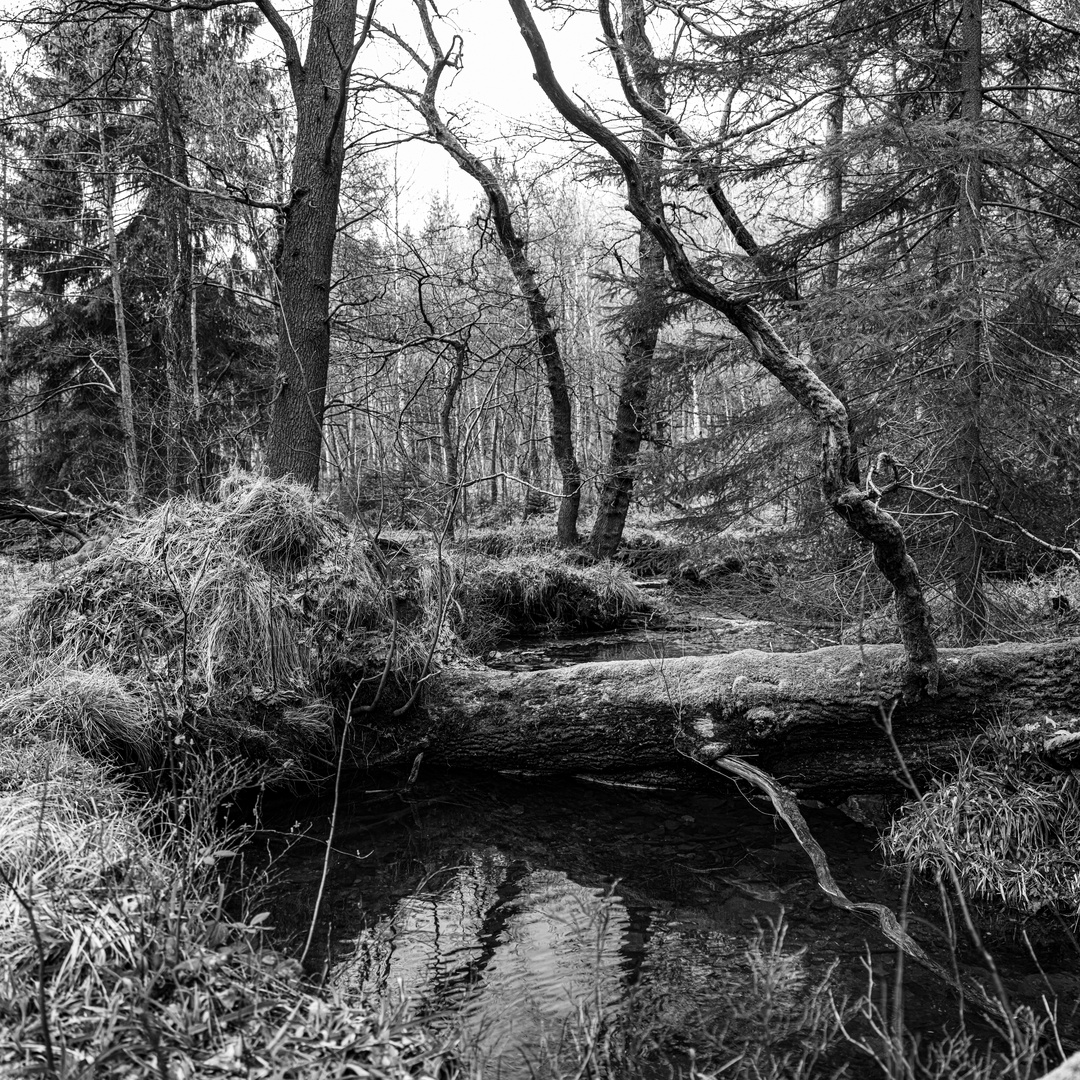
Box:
[382, 0, 583, 545]
[507, 0, 940, 696]
[257, 0, 375, 487]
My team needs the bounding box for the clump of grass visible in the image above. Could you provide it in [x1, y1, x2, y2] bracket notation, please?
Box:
[0, 738, 453, 1079]
[884, 715, 1080, 917]
[0, 666, 153, 765]
[4, 476, 416, 772]
[455, 552, 647, 649]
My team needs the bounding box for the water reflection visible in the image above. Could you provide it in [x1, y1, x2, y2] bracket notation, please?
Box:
[332, 847, 633, 1062]
[264, 772, 1058, 1076]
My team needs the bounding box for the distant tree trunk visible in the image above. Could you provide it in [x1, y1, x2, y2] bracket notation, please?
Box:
[0, 137, 13, 497]
[953, 0, 988, 644]
[590, 0, 666, 559]
[98, 103, 142, 508]
[817, 51, 861, 487]
[261, 0, 365, 489]
[406, 3, 582, 544]
[151, 10, 195, 497]
[439, 341, 466, 536]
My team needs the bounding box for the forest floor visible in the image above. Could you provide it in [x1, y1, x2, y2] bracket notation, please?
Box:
[1, 486, 1078, 1078]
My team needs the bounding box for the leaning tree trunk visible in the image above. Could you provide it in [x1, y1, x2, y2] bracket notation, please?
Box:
[261, 0, 363, 489]
[360, 639, 1080, 797]
[590, 0, 666, 559]
[509, 0, 939, 697]
[407, 4, 582, 545]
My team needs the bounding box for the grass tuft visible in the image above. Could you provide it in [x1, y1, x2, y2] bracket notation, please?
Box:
[5, 476, 411, 773]
[456, 552, 647, 650]
[885, 715, 1080, 917]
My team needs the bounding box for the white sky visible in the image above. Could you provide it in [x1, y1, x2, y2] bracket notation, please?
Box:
[250, 0, 616, 225]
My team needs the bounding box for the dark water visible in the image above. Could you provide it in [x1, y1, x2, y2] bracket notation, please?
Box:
[258, 770, 1080, 1077]
[485, 619, 834, 670]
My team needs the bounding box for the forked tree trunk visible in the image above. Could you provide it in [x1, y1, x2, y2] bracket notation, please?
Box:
[508, 0, 939, 697]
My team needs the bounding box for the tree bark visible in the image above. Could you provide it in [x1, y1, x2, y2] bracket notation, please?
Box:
[151, 10, 195, 498]
[439, 341, 466, 536]
[366, 639, 1080, 798]
[98, 100, 142, 508]
[260, 0, 367, 488]
[953, 0, 988, 643]
[590, 0, 666, 559]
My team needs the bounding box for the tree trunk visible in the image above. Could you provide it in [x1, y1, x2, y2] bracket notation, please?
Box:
[0, 137, 13, 498]
[816, 52, 861, 486]
[439, 341, 466, 536]
[366, 639, 1080, 797]
[150, 10, 195, 497]
[590, 0, 666, 559]
[98, 102, 142, 508]
[953, 0, 987, 644]
[262, 0, 361, 488]
[508, 0, 940, 698]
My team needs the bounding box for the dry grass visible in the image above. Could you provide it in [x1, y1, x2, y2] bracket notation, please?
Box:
[884, 716, 1080, 917]
[0, 738, 453, 1079]
[2, 476, 411, 772]
[455, 552, 647, 650]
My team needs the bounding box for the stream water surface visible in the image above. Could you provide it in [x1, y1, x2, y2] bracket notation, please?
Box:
[261, 765, 1079, 1077]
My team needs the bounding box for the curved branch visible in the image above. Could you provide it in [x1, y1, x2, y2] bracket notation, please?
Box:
[597, 0, 800, 302]
[252, 0, 303, 92]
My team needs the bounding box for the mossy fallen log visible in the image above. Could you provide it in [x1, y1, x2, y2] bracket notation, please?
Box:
[371, 639, 1080, 796]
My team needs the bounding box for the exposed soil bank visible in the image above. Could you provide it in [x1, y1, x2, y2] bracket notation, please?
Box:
[367, 638, 1080, 797]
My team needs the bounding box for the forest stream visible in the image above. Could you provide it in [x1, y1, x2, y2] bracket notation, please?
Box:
[258, 629, 1080, 1078]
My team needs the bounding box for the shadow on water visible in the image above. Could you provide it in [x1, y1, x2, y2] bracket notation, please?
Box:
[257, 770, 1080, 1076]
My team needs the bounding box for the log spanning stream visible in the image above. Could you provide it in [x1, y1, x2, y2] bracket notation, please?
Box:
[261, 627, 1080, 1078]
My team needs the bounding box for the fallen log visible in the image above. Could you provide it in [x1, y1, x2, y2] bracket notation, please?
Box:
[367, 638, 1080, 796]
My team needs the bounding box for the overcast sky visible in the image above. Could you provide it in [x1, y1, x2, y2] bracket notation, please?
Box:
[252, 1, 615, 225]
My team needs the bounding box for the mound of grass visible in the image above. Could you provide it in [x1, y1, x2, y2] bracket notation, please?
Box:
[0, 738, 451, 1079]
[455, 553, 647, 650]
[884, 716, 1080, 917]
[2, 476, 420, 773]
